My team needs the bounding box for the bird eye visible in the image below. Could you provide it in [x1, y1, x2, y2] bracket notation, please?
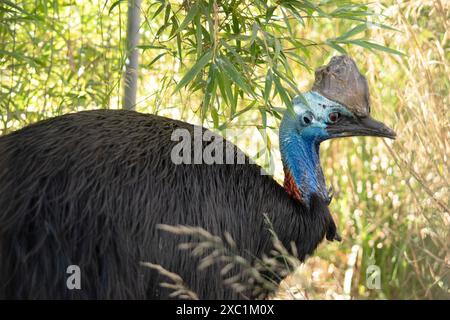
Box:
[301, 112, 313, 126]
[328, 112, 341, 123]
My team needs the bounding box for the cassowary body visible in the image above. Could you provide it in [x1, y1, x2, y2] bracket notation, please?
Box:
[0, 56, 395, 299]
[0, 109, 334, 299]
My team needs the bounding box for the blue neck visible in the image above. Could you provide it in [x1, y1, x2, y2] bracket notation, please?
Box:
[279, 110, 328, 205]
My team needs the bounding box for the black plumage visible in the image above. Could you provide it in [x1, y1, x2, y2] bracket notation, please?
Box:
[0, 109, 336, 299]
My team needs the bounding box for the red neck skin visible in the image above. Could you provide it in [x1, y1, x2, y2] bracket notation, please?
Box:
[283, 167, 302, 203]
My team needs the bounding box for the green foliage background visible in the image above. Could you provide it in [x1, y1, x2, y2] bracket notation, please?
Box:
[1, 0, 448, 299]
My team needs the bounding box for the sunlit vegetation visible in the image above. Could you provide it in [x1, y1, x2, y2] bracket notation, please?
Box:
[0, 0, 448, 299]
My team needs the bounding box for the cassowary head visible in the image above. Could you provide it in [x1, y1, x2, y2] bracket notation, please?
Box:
[280, 55, 396, 205]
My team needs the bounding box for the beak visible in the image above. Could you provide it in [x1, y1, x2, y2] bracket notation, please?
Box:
[326, 115, 396, 140]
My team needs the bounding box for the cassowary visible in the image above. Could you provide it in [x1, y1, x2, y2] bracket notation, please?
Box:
[0, 56, 395, 299]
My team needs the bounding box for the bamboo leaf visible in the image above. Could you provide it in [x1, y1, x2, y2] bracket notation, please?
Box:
[137, 45, 168, 51]
[336, 24, 368, 40]
[164, 4, 171, 24]
[210, 103, 219, 128]
[175, 4, 199, 34]
[325, 40, 347, 54]
[2, 0, 36, 17]
[264, 69, 273, 105]
[146, 52, 167, 68]
[174, 50, 212, 93]
[232, 85, 239, 116]
[201, 64, 217, 121]
[265, 6, 277, 22]
[216, 55, 253, 95]
[0, 50, 43, 67]
[109, 0, 126, 14]
[176, 32, 182, 60]
[151, 2, 166, 19]
[273, 75, 293, 112]
[347, 39, 405, 56]
[217, 72, 230, 107]
[231, 100, 257, 120]
[195, 14, 203, 58]
[260, 108, 267, 128]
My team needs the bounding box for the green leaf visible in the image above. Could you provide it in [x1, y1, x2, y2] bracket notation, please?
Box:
[174, 50, 213, 93]
[231, 100, 257, 120]
[169, 15, 179, 38]
[284, 51, 311, 70]
[201, 64, 217, 121]
[195, 14, 203, 58]
[210, 104, 219, 128]
[280, 7, 294, 36]
[216, 55, 253, 95]
[249, 22, 259, 46]
[220, 40, 249, 73]
[164, 4, 171, 24]
[137, 45, 168, 51]
[260, 108, 267, 128]
[176, 32, 182, 60]
[217, 72, 231, 108]
[109, 0, 125, 14]
[336, 24, 368, 40]
[279, 77, 300, 97]
[146, 52, 167, 68]
[0, 50, 43, 67]
[175, 4, 199, 34]
[152, 2, 166, 19]
[326, 40, 347, 54]
[2, 0, 34, 16]
[265, 6, 277, 22]
[264, 69, 273, 105]
[232, 85, 239, 117]
[273, 37, 281, 63]
[347, 39, 405, 56]
[286, 4, 305, 27]
[273, 74, 293, 112]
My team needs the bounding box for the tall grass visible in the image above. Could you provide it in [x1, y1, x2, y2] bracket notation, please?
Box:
[372, 0, 449, 299]
[145, 219, 304, 300]
[289, 0, 449, 299]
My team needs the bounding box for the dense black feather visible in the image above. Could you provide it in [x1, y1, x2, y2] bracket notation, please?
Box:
[0, 109, 335, 299]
